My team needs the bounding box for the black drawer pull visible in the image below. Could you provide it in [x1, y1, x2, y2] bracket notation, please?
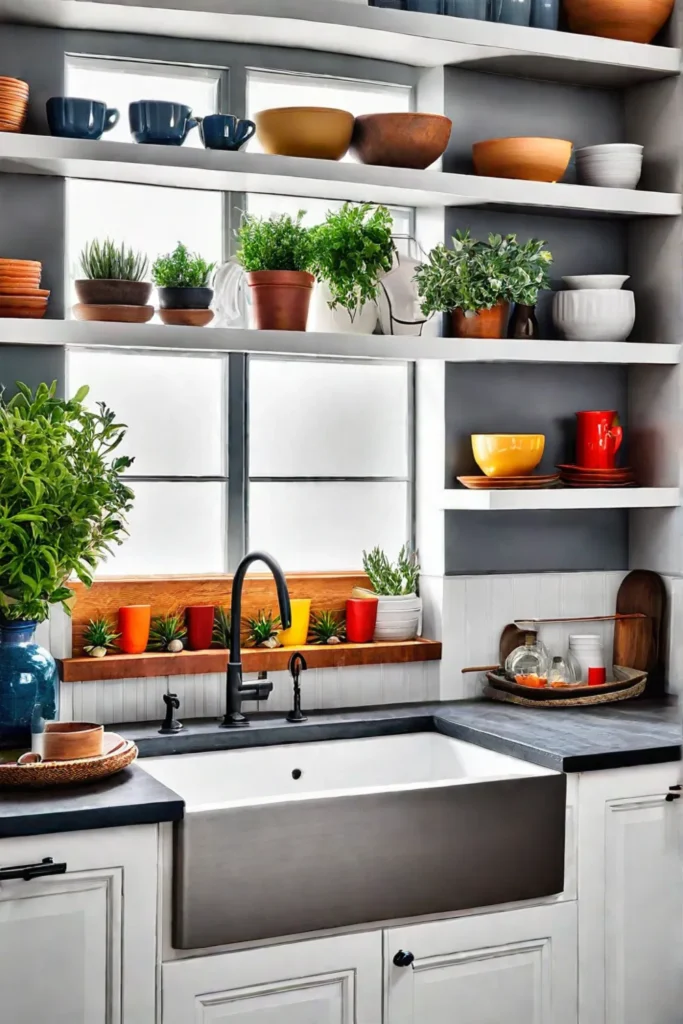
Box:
[393, 950, 415, 968]
[0, 857, 67, 881]
[666, 785, 682, 802]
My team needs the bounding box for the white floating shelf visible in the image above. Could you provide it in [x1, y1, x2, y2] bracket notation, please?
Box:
[0, 0, 678, 85]
[440, 487, 680, 510]
[1, 319, 680, 364]
[0, 135, 678, 217]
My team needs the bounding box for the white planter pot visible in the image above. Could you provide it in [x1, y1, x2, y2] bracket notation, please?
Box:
[369, 592, 423, 641]
[309, 281, 377, 334]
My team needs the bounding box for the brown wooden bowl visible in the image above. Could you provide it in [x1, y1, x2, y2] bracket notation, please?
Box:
[350, 112, 452, 170]
[72, 303, 155, 323]
[41, 722, 104, 761]
[158, 307, 214, 327]
[564, 0, 673, 41]
[472, 137, 572, 182]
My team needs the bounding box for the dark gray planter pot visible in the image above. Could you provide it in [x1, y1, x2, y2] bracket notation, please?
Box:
[74, 279, 152, 306]
[158, 286, 214, 310]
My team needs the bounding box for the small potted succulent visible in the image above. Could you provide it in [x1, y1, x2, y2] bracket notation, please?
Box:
[309, 610, 346, 645]
[235, 211, 315, 331]
[212, 606, 231, 648]
[148, 612, 187, 653]
[356, 545, 421, 641]
[309, 202, 394, 334]
[75, 238, 151, 306]
[152, 242, 216, 327]
[83, 615, 120, 658]
[414, 230, 552, 340]
[244, 610, 281, 649]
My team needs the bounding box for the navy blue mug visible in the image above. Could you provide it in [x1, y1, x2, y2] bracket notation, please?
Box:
[46, 97, 119, 140]
[199, 114, 256, 151]
[129, 100, 198, 146]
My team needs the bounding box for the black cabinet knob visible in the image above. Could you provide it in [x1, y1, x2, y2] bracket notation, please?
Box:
[393, 950, 415, 968]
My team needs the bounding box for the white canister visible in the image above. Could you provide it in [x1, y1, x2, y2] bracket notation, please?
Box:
[568, 634, 604, 682]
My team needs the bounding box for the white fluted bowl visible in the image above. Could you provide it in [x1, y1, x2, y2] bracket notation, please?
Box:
[575, 144, 643, 189]
[562, 274, 629, 290]
[552, 289, 635, 341]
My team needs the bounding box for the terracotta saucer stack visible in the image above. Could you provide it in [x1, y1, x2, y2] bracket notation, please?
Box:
[557, 464, 636, 487]
[0, 259, 49, 318]
[0, 77, 28, 132]
[458, 473, 561, 490]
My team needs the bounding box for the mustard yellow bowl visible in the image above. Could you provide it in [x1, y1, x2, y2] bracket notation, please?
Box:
[471, 434, 545, 478]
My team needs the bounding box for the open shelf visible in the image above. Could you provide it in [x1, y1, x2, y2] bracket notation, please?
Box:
[440, 487, 680, 510]
[1, 319, 679, 365]
[0, 0, 678, 85]
[58, 638, 443, 683]
[0, 135, 678, 216]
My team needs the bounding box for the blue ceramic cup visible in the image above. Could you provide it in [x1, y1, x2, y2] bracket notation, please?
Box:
[46, 97, 119, 140]
[129, 100, 198, 146]
[199, 114, 256, 151]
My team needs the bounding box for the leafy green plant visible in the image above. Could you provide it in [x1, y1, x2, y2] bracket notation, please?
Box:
[213, 606, 232, 648]
[151, 242, 215, 288]
[83, 615, 120, 657]
[148, 612, 187, 652]
[236, 211, 313, 272]
[309, 609, 345, 645]
[244, 609, 281, 648]
[79, 238, 149, 282]
[310, 203, 395, 314]
[414, 230, 553, 315]
[0, 381, 134, 623]
[362, 545, 420, 597]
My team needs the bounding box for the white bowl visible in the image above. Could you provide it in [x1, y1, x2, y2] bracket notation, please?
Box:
[575, 147, 643, 189]
[575, 143, 643, 157]
[562, 275, 629, 291]
[552, 289, 635, 342]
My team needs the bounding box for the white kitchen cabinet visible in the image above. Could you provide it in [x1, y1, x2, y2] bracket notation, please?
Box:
[578, 761, 683, 1024]
[0, 824, 158, 1024]
[162, 930, 383, 1024]
[384, 902, 578, 1024]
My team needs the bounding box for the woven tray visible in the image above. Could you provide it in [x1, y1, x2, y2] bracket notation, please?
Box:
[484, 671, 646, 708]
[486, 665, 645, 702]
[0, 740, 137, 787]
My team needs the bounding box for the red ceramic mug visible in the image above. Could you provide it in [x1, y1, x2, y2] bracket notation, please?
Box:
[575, 410, 623, 470]
[346, 597, 379, 644]
[186, 605, 215, 651]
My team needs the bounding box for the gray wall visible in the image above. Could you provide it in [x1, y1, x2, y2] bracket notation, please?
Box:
[0, 346, 66, 398]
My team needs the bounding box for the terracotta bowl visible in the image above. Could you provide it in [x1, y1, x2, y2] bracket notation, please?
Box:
[0, 258, 41, 269]
[254, 106, 355, 160]
[158, 307, 214, 326]
[564, 0, 673, 41]
[0, 276, 42, 290]
[350, 112, 453, 169]
[0, 286, 49, 297]
[472, 137, 572, 182]
[471, 433, 546, 478]
[40, 722, 104, 761]
[72, 303, 155, 324]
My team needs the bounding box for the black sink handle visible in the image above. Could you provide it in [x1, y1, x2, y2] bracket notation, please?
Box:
[0, 857, 67, 882]
[393, 950, 415, 968]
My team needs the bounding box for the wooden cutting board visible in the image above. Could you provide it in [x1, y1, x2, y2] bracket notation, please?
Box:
[612, 570, 666, 695]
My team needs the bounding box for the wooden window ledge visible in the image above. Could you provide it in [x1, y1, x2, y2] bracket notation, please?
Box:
[57, 638, 442, 683]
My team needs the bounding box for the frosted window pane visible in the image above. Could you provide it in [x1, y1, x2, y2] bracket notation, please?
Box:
[249, 359, 408, 477]
[247, 70, 411, 160]
[97, 482, 225, 576]
[66, 60, 219, 147]
[67, 350, 226, 477]
[249, 482, 407, 571]
[66, 180, 222, 312]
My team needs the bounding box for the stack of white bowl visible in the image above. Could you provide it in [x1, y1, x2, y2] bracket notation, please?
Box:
[567, 634, 604, 682]
[552, 274, 635, 342]
[575, 143, 643, 190]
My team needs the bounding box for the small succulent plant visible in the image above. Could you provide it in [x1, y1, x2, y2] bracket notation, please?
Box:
[244, 610, 281, 648]
[309, 609, 345, 645]
[83, 615, 120, 658]
[148, 612, 187, 653]
[213, 606, 232, 648]
[80, 238, 149, 282]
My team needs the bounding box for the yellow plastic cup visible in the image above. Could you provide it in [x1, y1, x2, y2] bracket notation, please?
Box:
[278, 598, 312, 647]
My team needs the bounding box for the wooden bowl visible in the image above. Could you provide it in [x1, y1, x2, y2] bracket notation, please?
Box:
[350, 112, 453, 169]
[255, 106, 355, 160]
[564, 0, 673, 41]
[158, 307, 214, 327]
[72, 303, 155, 323]
[472, 137, 572, 182]
[41, 722, 104, 761]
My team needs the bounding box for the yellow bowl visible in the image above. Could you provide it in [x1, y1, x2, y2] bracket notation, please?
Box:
[471, 434, 545, 478]
[254, 106, 355, 160]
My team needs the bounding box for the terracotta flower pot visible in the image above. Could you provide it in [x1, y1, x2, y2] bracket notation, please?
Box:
[118, 605, 151, 655]
[452, 301, 510, 339]
[563, 0, 673, 41]
[247, 270, 315, 331]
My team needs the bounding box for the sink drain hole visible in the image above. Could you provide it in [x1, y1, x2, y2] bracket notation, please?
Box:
[292, 769, 302, 780]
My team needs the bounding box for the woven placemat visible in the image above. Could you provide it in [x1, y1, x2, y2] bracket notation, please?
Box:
[484, 677, 646, 708]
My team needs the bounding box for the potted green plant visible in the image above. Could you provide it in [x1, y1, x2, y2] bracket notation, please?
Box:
[152, 242, 216, 326]
[235, 211, 315, 331]
[83, 615, 121, 658]
[414, 230, 552, 340]
[309, 609, 346, 645]
[76, 238, 150, 307]
[148, 612, 187, 653]
[309, 202, 394, 334]
[0, 381, 134, 743]
[355, 545, 421, 641]
[244, 610, 281, 649]
[212, 606, 231, 648]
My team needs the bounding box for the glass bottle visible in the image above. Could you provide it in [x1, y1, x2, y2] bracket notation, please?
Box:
[548, 655, 579, 688]
[505, 632, 550, 686]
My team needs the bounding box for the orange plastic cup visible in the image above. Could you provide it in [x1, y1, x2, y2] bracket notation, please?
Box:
[118, 605, 151, 654]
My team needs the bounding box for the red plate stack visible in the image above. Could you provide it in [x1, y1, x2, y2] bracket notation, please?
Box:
[0, 259, 50, 318]
[557, 464, 636, 487]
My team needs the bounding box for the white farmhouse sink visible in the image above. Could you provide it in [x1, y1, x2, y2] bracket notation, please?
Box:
[141, 732, 566, 949]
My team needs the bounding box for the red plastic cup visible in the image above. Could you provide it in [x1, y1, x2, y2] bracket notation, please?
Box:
[588, 666, 606, 686]
[186, 605, 215, 651]
[346, 597, 379, 644]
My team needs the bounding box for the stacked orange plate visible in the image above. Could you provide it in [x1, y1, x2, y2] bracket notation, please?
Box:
[0, 259, 49, 318]
[0, 77, 29, 133]
[557, 464, 636, 487]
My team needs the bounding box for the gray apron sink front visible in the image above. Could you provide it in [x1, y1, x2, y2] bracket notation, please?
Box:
[141, 732, 566, 949]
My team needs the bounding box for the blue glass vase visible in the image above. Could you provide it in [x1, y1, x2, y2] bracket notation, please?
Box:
[0, 621, 59, 746]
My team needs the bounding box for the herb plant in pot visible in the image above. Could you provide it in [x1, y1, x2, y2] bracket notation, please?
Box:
[236, 211, 315, 331]
[309, 202, 394, 334]
[74, 238, 153, 324]
[355, 546, 422, 641]
[152, 242, 216, 327]
[0, 382, 134, 743]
